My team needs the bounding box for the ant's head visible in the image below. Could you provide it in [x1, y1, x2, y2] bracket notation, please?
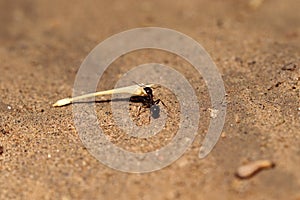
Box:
[143, 87, 153, 95]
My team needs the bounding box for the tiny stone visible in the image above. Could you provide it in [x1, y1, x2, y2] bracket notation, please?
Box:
[221, 132, 226, 138]
[209, 108, 219, 118]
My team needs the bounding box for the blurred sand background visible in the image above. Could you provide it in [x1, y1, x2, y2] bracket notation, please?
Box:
[0, 0, 299, 199]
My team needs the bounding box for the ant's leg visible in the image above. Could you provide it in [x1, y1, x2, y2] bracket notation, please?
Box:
[154, 99, 167, 108]
[136, 105, 142, 117]
[153, 99, 169, 118]
[136, 104, 149, 118]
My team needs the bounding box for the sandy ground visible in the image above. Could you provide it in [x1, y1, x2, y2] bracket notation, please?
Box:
[0, 0, 299, 199]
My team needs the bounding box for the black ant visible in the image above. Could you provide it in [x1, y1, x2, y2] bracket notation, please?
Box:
[130, 86, 166, 119]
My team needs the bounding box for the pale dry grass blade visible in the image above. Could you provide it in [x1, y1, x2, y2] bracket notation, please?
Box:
[53, 84, 154, 107]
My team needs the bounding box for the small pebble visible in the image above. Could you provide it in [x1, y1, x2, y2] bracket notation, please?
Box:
[236, 159, 275, 179]
[221, 132, 226, 138]
[209, 108, 219, 118]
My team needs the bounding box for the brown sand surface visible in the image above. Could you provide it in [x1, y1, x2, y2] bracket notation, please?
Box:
[0, 0, 299, 199]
